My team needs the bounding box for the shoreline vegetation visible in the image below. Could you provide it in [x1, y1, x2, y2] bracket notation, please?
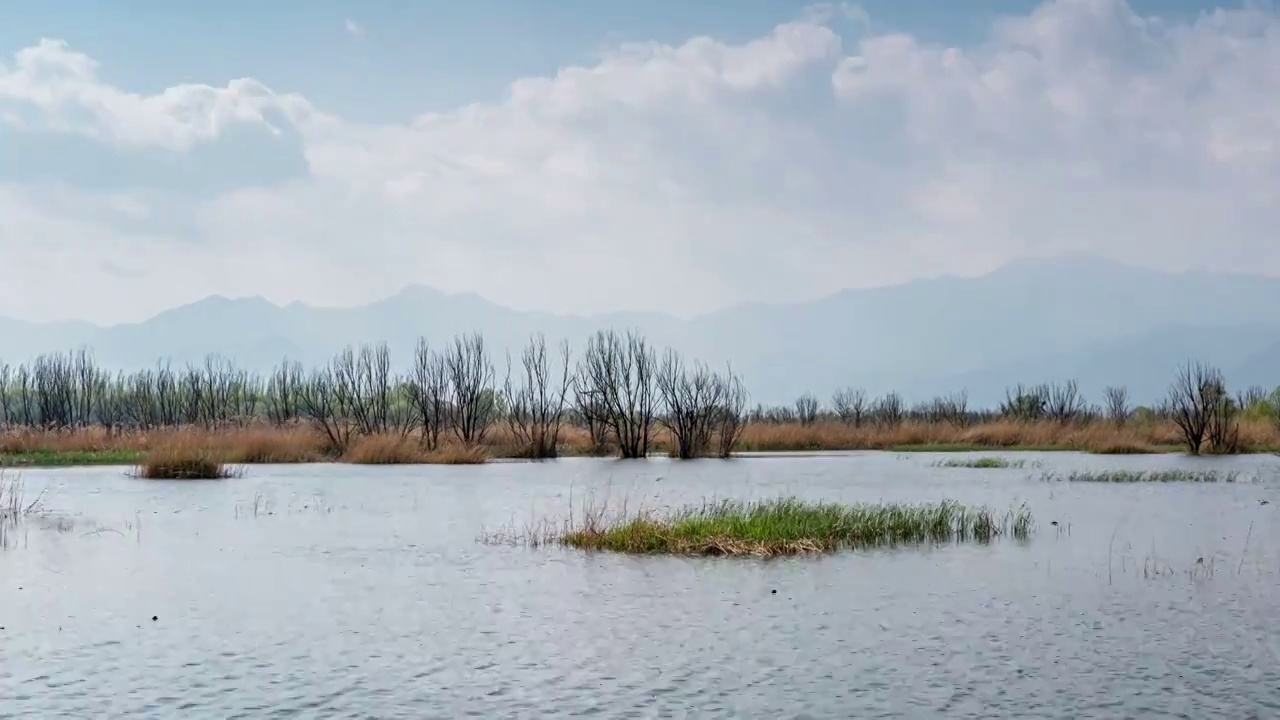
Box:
[0, 335, 1275, 469]
[480, 497, 1036, 556]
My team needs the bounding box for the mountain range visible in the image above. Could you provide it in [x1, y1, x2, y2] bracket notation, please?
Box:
[3, 255, 1279, 409]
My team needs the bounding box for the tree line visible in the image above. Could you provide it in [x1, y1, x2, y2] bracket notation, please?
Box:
[0, 335, 1263, 456]
[0, 331, 747, 460]
[762, 363, 1270, 455]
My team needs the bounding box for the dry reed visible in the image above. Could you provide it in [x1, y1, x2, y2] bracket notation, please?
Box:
[4, 416, 1277, 466]
[132, 434, 241, 480]
[339, 434, 489, 465]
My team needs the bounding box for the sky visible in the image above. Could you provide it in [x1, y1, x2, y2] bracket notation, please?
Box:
[1, 0, 1277, 324]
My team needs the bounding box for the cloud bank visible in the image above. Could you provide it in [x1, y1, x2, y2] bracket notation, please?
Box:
[1, 0, 1278, 324]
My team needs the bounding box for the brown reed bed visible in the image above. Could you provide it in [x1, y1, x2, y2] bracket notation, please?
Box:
[3, 416, 1278, 467]
[734, 418, 1229, 454]
[339, 434, 488, 465]
[131, 435, 243, 480]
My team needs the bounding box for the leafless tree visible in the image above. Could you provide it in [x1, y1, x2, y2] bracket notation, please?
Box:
[296, 344, 414, 451]
[353, 343, 413, 436]
[1236, 385, 1267, 412]
[0, 363, 13, 428]
[571, 384, 611, 452]
[405, 339, 450, 451]
[752, 404, 796, 424]
[1167, 360, 1238, 455]
[265, 360, 305, 426]
[502, 333, 572, 459]
[298, 363, 351, 453]
[1000, 383, 1047, 421]
[1206, 387, 1240, 454]
[576, 329, 656, 459]
[445, 333, 497, 445]
[920, 391, 969, 426]
[872, 392, 904, 427]
[795, 393, 819, 426]
[317, 344, 412, 438]
[831, 387, 867, 426]
[1102, 386, 1129, 427]
[656, 349, 726, 459]
[1044, 380, 1086, 424]
[713, 365, 749, 458]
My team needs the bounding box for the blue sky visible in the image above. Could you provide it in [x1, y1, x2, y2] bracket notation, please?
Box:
[1, 0, 1244, 120]
[1, 0, 1278, 323]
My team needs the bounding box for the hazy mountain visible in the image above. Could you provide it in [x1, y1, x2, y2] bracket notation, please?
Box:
[931, 323, 1280, 408]
[3, 255, 1279, 408]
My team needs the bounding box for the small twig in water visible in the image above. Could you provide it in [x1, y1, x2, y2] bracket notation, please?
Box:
[1238, 521, 1253, 576]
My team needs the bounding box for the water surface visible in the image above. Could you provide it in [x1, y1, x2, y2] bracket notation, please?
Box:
[3, 451, 1279, 718]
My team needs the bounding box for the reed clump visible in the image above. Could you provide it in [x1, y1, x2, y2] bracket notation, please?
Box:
[423, 444, 488, 465]
[489, 497, 1035, 557]
[133, 436, 241, 479]
[339, 434, 489, 465]
[933, 457, 1025, 469]
[1042, 469, 1240, 483]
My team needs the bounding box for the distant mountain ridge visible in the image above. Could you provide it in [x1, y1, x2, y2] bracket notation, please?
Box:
[3, 255, 1279, 408]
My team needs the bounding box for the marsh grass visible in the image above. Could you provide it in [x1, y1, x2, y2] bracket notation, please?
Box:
[0, 449, 143, 467]
[0, 472, 43, 522]
[1086, 439, 1163, 455]
[0, 471, 48, 548]
[933, 456, 1030, 469]
[132, 437, 242, 480]
[340, 434, 489, 464]
[7, 414, 1279, 468]
[483, 496, 1034, 557]
[1042, 469, 1242, 483]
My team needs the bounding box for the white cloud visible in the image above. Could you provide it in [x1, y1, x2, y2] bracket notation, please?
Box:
[0, 39, 312, 150]
[1, 0, 1279, 324]
[344, 19, 364, 39]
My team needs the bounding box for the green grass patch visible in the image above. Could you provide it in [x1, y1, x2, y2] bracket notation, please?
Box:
[484, 497, 1035, 556]
[0, 449, 144, 467]
[933, 456, 1027, 469]
[1042, 469, 1241, 483]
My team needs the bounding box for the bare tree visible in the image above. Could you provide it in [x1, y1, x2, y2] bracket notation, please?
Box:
[1000, 383, 1047, 421]
[265, 359, 305, 426]
[656, 349, 725, 459]
[445, 333, 497, 445]
[795, 393, 819, 426]
[576, 329, 656, 459]
[713, 365, 749, 458]
[502, 333, 572, 459]
[872, 392, 904, 427]
[1102, 386, 1129, 427]
[356, 343, 413, 437]
[405, 339, 450, 451]
[1044, 380, 1086, 424]
[920, 391, 969, 426]
[0, 363, 13, 428]
[298, 365, 351, 454]
[831, 387, 867, 426]
[1167, 360, 1237, 455]
[1236, 385, 1266, 413]
[571, 380, 611, 453]
[1205, 387, 1240, 454]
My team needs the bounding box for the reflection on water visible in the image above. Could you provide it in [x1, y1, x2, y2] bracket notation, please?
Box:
[2, 452, 1279, 718]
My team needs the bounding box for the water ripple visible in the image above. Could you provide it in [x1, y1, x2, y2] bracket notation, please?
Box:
[1, 453, 1278, 716]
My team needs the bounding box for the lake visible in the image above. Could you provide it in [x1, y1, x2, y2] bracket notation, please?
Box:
[2, 451, 1279, 718]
